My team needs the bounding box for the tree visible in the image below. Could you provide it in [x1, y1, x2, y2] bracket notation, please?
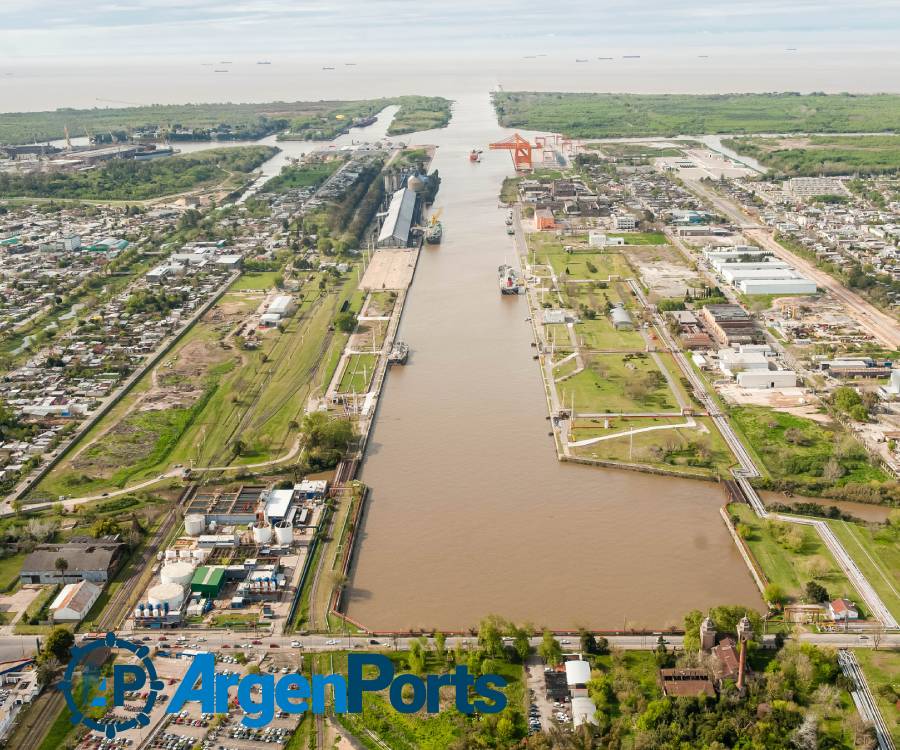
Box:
[579, 628, 599, 655]
[434, 631, 446, 663]
[764, 583, 786, 607]
[54, 557, 68, 576]
[538, 630, 562, 666]
[42, 627, 74, 663]
[477, 615, 506, 658]
[246, 663, 261, 674]
[804, 581, 829, 603]
[334, 311, 357, 333]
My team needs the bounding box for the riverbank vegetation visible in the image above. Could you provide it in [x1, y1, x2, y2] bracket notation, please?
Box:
[731, 406, 895, 502]
[493, 92, 900, 138]
[0, 146, 276, 201]
[279, 96, 452, 140]
[722, 134, 900, 176]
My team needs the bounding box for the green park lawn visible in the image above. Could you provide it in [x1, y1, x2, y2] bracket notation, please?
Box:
[571, 415, 735, 477]
[730, 503, 858, 605]
[558, 352, 680, 414]
[337, 353, 378, 394]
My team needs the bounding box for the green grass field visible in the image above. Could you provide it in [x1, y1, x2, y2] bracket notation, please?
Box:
[730, 503, 858, 604]
[828, 519, 900, 623]
[607, 232, 668, 245]
[337, 353, 378, 393]
[0, 553, 25, 592]
[229, 271, 283, 291]
[558, 352, 679, 414]
[571, 415, 735, 477]
[854, 649, 900, 745]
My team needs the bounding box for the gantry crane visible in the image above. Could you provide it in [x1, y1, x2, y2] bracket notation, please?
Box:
[489, 133, 536, 171]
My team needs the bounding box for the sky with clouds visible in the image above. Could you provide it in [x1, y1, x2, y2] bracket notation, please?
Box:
[3, 0, 900, 60]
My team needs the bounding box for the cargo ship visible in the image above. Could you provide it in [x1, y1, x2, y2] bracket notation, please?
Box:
[499, 264, 520, 295]
[425, 221, 443, 244]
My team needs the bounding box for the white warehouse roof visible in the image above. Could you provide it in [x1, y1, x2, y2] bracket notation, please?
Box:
[377, 187, 417, 245]
[571, 696, 599, 727]
[565, 659, 592, 686]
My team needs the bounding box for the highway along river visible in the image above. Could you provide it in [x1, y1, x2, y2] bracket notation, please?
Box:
[345, 92, 761, 631]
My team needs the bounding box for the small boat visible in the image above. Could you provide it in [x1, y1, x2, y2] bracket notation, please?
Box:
[506, 226, 515, 236]
[499, 264, 520, 295]
[469, 148, 482, 162]
[256, 61, 272, 65]
[322, 66, 335, 70]
[623, 55, 641, 59]
[214, 70, 229, 73]
[388, 341, 409, 365]
[425, 221, 443, 244]
[575, 59, 588, 63]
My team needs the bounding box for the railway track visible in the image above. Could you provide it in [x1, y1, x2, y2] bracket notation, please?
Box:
[14, 689, 65, 750]
[96, 506, 179, 631]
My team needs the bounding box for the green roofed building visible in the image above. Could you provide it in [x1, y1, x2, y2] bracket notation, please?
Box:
[191, 566, 225, 597]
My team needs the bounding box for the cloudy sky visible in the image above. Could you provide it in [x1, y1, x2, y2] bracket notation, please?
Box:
[3, 0, 900, 60]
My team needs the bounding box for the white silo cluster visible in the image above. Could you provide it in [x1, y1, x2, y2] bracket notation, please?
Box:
[274, 521, 293, 545]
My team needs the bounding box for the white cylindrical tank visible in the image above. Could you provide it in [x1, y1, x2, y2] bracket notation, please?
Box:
[179, 549, 191, 560]
[156, 551, 164, 561]
[252, 523, 272, 545]
[134, 606, 143, 619]
[191, 548, 207, 561]
[160, 561, 194, 587]
[147, 582, 184, 611]
[274, 521, 292, 545]
[184, 514, 205, 536]
[165, 549, 177, 560]
[208, 520, 217, 532]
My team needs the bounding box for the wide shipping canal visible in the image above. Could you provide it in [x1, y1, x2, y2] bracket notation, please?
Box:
[345, 93, 761, 631]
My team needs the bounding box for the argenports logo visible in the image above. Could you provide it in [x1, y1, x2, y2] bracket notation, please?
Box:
[61, 632, 163, 738]
[62, 632, 508, 736]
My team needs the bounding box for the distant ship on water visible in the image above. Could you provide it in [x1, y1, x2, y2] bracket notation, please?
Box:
[575, 58, 588, 63]
[322, 66, 335, 70]
[257, 61, 272, 65]
[623, 55, 641, 59]
[214, 69, 229, 73]
[598, 56, 614, 60]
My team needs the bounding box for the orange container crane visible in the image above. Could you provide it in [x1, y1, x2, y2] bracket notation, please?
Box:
[489, 133, 536, 171]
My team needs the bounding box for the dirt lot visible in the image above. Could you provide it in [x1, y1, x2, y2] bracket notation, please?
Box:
[360, 249, 418, 291]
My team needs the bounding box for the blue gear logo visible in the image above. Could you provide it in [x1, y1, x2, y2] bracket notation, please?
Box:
[60, 632, 163, 738]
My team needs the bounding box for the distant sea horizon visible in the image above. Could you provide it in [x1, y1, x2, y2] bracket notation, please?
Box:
[2, 43, 900, 113]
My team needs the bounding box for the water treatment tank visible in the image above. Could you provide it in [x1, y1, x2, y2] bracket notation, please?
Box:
[274, 521, 293, 545]
[160, 561, 194, 587]
[251, 522, 272, 545]
[184, 514, 205, 537]
[147, 582, 184, 611]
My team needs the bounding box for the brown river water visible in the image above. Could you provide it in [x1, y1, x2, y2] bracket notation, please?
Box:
[344, 92, 762, 632]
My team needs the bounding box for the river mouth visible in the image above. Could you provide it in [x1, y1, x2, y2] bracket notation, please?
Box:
[343, 92, 762, 632]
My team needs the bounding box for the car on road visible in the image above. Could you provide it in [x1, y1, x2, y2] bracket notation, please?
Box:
[290, 641, 302, 648]
[325, 639, 339, 646]
[369, 639, 380, 645]
[269, 643, 279, 648]
[252, 640, 262, 645]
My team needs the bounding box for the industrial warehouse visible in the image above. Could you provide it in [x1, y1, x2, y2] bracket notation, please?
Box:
[130, 481, 327, 629]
